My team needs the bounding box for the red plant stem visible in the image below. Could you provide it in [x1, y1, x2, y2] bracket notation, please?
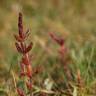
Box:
[49, 32, 72, 80]
[15, 12, 33, 96]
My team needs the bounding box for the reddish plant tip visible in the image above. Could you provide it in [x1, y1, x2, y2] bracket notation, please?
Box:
[49, 32, 68, 57]
[49, 32, 64, 46]
[18, 12, 23, 25]
[18, 12, 24, 38]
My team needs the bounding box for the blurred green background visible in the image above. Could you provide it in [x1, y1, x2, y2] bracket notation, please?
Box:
[0, 0, 96, 95]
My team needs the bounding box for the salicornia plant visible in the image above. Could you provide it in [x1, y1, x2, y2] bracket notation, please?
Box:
[14, 12, 33, 96]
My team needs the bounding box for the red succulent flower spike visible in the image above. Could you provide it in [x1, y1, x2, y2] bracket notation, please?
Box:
[15, 12, 33, 95]
[18, 12, 24, 38]
[49, 32, 64, 46]
[17, 88, 25, 96]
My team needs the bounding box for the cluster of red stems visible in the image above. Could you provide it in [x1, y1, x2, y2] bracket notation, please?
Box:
[14, 13, 82, 96]
[15, 12, 33, 96]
